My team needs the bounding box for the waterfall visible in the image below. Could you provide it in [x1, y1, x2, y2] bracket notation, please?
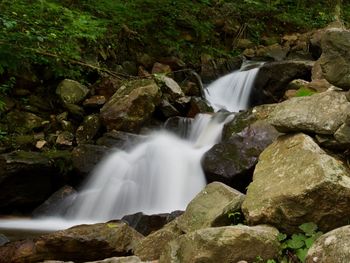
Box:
[0, 63, 260, 232]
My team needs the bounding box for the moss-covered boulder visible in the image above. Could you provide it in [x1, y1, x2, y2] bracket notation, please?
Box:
[242, 133, 350, 233]
[159, 225, 280, 263]
[306, 225, 350, 263]
[6, 110, 46, 134]
[0, 221, 144, 263]
[56, 79, 89, 105]
[100, 79, 161, 132]
[75, 114, 101, 145]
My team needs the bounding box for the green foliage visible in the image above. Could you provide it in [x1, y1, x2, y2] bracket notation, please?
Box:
[295, 87, 316, 97]
[277, 222, 323, 263]
[228, 211, 245, 225]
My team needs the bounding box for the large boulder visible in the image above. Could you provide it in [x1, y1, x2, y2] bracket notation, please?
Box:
[100, 79, 162, 132]
[84, 256, 142, 263]
[306, 225, 350, 263]
[6, 110, 45, 134]
[56, 79, 89, 105]
[0, 221, 144, 263]
[319, 29, 350, 90]
[159, 225, 280, 263]
[251, 60, 313, 104]
[242, 133, 350, 233]
[268, 91, 350, 134]
[176, 182, 245, 233]
[134, 182, 244, 261]
[203, 115, 279, 192]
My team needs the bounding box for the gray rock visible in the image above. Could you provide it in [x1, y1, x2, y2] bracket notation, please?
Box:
[268, 91, 350, 134]
[85, 256, 142, 263]
[242, 133, 350, 233]
[56, 79, 89, 104]
[159, 225, 280, 263]
[75, 114, 101, 145]
[306, 225, 350, 263]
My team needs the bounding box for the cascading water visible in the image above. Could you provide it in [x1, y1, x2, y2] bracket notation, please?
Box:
[0, 62, 260, 233]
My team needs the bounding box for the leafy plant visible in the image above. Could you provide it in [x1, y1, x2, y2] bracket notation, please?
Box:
[227, 211, 245, 225]
[277, 222, 323, 263]
[295, 87, 316, 97]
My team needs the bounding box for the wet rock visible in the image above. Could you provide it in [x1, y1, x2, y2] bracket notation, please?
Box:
[306, 225, 350, 263]
[84, 256, 142, 263]
[0, 221, 144, 263]
[122, 211, 183, 236]
[255, 44, 289, 61]
[203, 111, 280, 192]
[75, 114, 101, 145]
[100, 79, 161, 132]
[159, 225, 280, 263]
[32, 185, 77, 218]
[151, 63, 171, 74]
[319, 29, 350, 90]
[252, 60, 313, 104]
[56, 79, 89, 105]
[96, 131, 143, 149]
[72, 144, 109, 178]
[155, 75, 184, 101]
[186, 97, 213, 118]
[158, 99, 180, 118]
[0, 151, 58, 213]
[0, 234, 9, 246]
[242, 133, 350, 233]
[268, 91, 350, 134]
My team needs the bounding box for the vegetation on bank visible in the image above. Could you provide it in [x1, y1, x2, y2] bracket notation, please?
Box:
[0, 0, 349, 80]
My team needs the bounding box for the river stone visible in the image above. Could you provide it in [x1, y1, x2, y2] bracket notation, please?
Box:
[268, 91, 350, 134]
[0, 221, 144, 263]
[319, 29, 350, 90]
[176, 182, 245, 233]
[6, 110, 45, 134]
[100, 79, 161, 132]
[159, 225, 280, 263]
[155, 75, 184, 101]
[84, 256, 142, 263]
[134, 220, 183, 261]
[242, 133, 350, 233]
[306, 225, 350, 263]
[56, 79, 89, 105]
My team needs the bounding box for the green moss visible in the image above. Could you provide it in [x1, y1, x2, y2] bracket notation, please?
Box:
[295, 87, 316, 97]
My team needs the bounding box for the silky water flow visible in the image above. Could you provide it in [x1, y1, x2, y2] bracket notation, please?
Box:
[0, 63, 261, 233]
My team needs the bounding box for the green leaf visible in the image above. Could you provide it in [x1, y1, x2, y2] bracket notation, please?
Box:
[299, 222, 318, 236]
[296, 248, 308, 262]
[277, 232, 287, 242]
[286, 233, 305, 249]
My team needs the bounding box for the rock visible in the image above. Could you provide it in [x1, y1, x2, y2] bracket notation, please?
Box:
[334, 122, 350, 144]
[134, 220, 183, 261]
[122, 61, 138, 76]
[176, 182, 245, 233]
[92, 77, 122, 100]
[286, 79, 310, 90]
[56, 79, 89, 105]
[159, 225, 280, 263]
[0, 234, 9, 246]
[75, 114, 101, 145]
[158, 99, 180, 118]
[0, 151, 59, 213]
[137, 53, 155, 69]
[122, 211, 183, 236]
[242, 133, 350, 233]
[268, 91, 350, 134]
[186, 97, 213, 118]
[203, 112, 280, 192]
[134, 182, 244, 261]
[236, 39, 254, 49]
[319, 29, 350, 90]
[252, 60, 313, 104]
[151, 63, 172, 74]
[155, 75, 184, 101]
[72, 144, 109, 178]
[32, 185, 77, 218]
[306, 225, 350, 263]
[64, 103, 85, 119]
[100, 79, 162, 132]
[56, 131, 74, 147]
[255, 44, 289, 61]
[83, 95, 107, 108]
[6, 110, 45, 134]
[0, 221, 144, 263]
[84, 256, 142, 263]
[96, 131, 143, 149]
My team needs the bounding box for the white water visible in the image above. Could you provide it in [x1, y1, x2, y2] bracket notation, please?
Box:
[0, 64, 260, 233]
